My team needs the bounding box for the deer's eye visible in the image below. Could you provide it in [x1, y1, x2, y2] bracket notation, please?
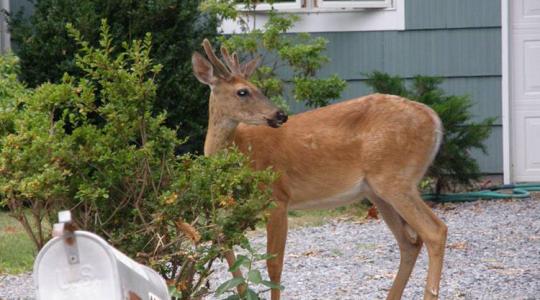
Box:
[237, 89, 249, 97]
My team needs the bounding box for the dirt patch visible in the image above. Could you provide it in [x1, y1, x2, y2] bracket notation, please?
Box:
[2, 226, 19, 234]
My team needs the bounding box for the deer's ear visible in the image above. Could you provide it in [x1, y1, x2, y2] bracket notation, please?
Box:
[242, 56, 261, 78]
[192, 52, 215, 85]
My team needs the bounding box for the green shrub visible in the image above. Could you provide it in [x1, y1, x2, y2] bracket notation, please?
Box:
[200, 1, 347, 111]
[0, 54, 27, 137]
[7, 0, 218, 153]
[0, 22, 276, 299]
[365, 71, 495, 193]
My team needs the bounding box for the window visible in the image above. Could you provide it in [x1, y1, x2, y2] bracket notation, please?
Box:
[222, 0, 404, 33]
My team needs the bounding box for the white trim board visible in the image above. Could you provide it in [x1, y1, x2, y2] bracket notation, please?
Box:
[221, 0, 405, 33]
[501, 0, 511, 184]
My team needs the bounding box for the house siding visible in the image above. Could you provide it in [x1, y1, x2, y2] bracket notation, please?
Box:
[406, 0, 500, 30]
[9, 0, 34, 18]
[1, 0, 503, 173]
[1, 0, 34, 53]
[305, 0, 502, 173]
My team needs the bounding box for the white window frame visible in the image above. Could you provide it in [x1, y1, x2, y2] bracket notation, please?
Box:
[240, 0, 390, 11]
[1, 0, 11, 53]
[242, 0, 302, 12]
[317, 0, 391, 10]
[222, 0, 404, 33]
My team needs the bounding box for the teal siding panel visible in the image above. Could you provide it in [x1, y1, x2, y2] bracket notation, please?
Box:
[339, 77, 501, 124]
[471, 126, 502, 174]
[405, 0, 447, 30]
[406, 0, 501, 30]
[317, 28, 501, 80]
[9, 0, 34, 18]
[335, 80, 375, 103]
[315, 31, 385, 80]
[439, 77, 501, 125]
[383, 29, 501, 77]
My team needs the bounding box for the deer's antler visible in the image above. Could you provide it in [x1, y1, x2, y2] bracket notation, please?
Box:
[202, 39, 231, 79]
[202, 38, 259, 79]
[220, 46, 242, 75]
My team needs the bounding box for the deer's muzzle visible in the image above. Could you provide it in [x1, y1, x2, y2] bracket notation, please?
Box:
[267, 110, 288, 128]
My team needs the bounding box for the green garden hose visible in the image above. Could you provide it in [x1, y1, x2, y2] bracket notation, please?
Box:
[422, 183, 540, 203]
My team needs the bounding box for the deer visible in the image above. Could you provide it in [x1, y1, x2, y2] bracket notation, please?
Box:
[192, 39, 447, 300]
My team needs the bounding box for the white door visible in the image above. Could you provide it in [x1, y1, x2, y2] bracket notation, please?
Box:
[510, 0, 540, 182]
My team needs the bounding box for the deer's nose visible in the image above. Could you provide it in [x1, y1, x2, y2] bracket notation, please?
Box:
[275, 110, 288, 123]
[267, 110, 288, 128]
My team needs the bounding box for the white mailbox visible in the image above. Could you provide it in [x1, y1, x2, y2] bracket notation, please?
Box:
[33, 211, 170, 300]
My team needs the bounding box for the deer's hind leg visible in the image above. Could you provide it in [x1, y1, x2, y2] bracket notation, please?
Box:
[368, 180, 447, 300]
[366, 190, 423, 300]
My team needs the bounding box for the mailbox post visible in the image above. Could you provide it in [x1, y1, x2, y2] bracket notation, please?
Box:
[33, 211, 170, 300]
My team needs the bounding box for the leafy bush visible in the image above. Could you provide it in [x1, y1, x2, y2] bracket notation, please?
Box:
[0, 22, 276, 299]
[200, 1, 347, 111]
[0, 54, 26, 137]
[7, 0, 218, 153]
[365, 71, 495, 193]
[213, 243, 283, 299]
[159, 150, 278, 299]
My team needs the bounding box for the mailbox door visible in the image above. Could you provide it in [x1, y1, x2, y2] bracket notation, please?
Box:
[34, 233, 122, 300]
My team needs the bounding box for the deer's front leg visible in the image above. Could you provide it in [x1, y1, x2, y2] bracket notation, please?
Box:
[266, 201, 289, 300]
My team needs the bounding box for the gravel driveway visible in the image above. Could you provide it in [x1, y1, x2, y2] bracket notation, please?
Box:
[2, 197, 539, 300]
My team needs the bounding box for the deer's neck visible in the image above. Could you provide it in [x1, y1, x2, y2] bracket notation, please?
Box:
[204, 94, 239, 156]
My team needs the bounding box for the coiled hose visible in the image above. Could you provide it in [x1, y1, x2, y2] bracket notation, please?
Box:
[422, 183, 540, 203]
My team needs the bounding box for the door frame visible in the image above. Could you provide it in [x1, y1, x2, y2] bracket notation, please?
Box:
[501, 0, 511, 184]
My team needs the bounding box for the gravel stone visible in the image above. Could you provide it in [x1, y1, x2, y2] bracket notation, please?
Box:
[1, 197, 539, 300]
[0, 273, 34, 300]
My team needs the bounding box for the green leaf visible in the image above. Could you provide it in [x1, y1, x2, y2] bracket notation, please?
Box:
[215, 277, 245, 296]
[168, 285, 182, 297]
[254, 252, 276, 261]
[223, 295, 241, 300]
[261, 280, 284, 290]
[245, 289, 259, 300]
[229, 255, 249, 272]
[247, 269, 262, 284]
